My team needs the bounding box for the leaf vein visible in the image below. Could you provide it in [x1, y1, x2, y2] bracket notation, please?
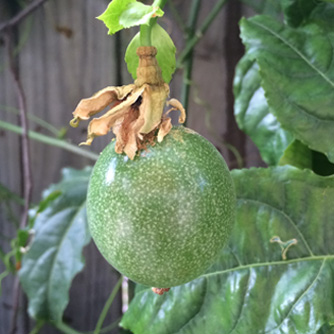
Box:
[46, 202, 86, 319]
[227, 269, 252, 334]
[252, 20, 334, 89]
[237, 198, 315, 257]
[264, 259, 327, 333]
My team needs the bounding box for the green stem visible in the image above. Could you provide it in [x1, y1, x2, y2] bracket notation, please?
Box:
[54, 322, 84, 334]
[0, 120, 99, 161]
[167, 0, 186, 33]
[29, 320, 45, 334]
[1, 104, 60, 136]
[139, 0, 168, 46]
[181, 0, 202, 125]
[0, 270, 10, 296]
[176, 0, 229, 68]
[86, 318, 121, 334]
[94, 276, 123, 334]
[140, 24, 152, 46]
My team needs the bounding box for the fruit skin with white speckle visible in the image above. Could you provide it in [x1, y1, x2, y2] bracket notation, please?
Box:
[87, 126, 236, 288]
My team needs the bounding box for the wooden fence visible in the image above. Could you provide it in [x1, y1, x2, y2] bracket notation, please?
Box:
[0, 0, 263, 333]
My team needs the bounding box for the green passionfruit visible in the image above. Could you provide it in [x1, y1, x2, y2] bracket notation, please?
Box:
[87, 126, 235, 288]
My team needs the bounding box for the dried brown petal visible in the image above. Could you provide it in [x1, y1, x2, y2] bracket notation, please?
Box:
[70, 85, 135, 127]
[79, 87, 145, 146]
[157, 117, 172, 143]
[71, 46, 186, 159]
[166, 98, 186, 124]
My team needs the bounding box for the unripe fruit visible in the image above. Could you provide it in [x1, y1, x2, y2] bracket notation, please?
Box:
[87, 126, 235, 288]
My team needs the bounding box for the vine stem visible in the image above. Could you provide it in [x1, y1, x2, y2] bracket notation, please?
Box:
[0, 0, 48, 33]
[140, 24, 152, 46]
[1, 104, 60, 136]
[176, 0, 229, 68]
[180, 0, 202, 123]
[0, 120, 99, 161]
[4, 32, 32, 230]
[139, 0, 168, 46]
[54, 322, 84, 334]
[94, 276, 123, 334]
[4, 25, 33, 334]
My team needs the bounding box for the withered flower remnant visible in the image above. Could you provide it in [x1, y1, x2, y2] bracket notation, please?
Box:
[70, 46, 185, 160]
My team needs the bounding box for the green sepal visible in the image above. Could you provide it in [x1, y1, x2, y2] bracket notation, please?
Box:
[125, 23, 176, 83]
[97, 0, 164, 35]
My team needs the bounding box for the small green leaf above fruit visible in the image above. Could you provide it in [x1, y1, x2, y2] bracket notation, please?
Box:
[19, 168, 91, 322]
[121, 166, 334, 334]
[240, 15, 334, 163]
[125, 23, 176, 83]
[98, 0, 164, 35]
[120, 2, 163, 29]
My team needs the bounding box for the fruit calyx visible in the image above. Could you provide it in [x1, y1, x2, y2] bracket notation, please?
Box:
[70, 46, 186, 160]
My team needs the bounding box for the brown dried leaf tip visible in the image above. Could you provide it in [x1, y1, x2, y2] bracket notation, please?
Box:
[70, 46, 186, 160]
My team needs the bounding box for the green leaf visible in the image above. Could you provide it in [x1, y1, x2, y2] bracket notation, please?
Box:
[97, 0, 135, 35]
[279, 139, 312, 170]
[97, 0, 163, 35]
[239, 0, 282, 17]
[281, 0, 318, 27]
[234, 55, 294, 165]
[279, 140, 334, 176]
[240, 16, 334, 163]
[121, 166, 334, 334]
[19, 167, 91, 322]
[308, 3, 334, 32]
[119, 3, 163, 29]
[125, 23, 176, 83]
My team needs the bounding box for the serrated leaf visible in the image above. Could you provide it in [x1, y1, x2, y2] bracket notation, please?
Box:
[98, 0, 163, 35]
[121, 166, 334, 334]
[120, 3, 163, 28]
[234, 55, 294, 165]
[240, 15, 334, 163]
[281, 0, 318, 27]
[125, 23, 176, 83]
[97, 0, 135, 35]
[19, 167, 91, 322]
